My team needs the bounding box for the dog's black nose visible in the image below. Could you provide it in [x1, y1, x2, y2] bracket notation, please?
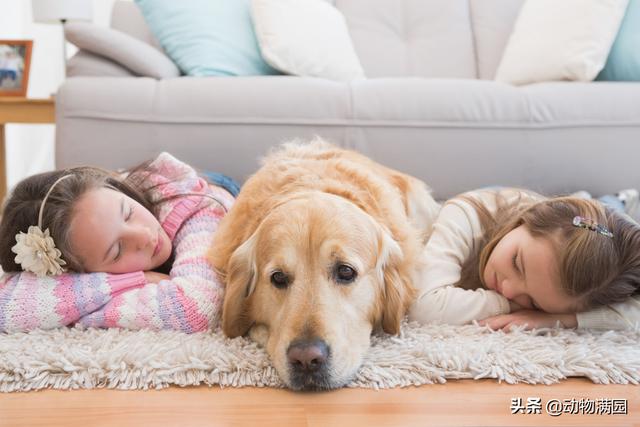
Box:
[287, 339, 329, 372]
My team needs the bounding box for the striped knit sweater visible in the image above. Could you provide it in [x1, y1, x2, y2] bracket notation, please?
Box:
[0, 153, 235, 333]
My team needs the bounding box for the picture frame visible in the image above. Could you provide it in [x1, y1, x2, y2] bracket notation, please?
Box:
[0, 40, 33, 97]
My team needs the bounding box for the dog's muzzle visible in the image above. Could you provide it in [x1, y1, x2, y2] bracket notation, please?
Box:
[286, 338, 333, 390]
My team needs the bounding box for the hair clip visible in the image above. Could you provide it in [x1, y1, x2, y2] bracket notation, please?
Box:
[11, 174, 73, 276]
[572, 216, 613, 238]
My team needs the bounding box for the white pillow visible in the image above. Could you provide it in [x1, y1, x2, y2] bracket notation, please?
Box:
[495, 0, 629, 85]
[251, 0, 365, 81]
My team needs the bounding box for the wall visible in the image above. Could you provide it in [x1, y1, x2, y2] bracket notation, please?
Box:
[0, 0, 120, 190]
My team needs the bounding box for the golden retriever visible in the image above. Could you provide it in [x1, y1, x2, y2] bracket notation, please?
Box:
[209, 139, 439, 390]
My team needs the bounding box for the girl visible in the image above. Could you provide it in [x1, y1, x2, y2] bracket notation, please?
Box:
[0, 152, 235, 333]
[408, 188, 640, 331]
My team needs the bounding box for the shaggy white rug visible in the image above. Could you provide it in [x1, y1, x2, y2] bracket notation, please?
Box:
[1, 321, 638, 392]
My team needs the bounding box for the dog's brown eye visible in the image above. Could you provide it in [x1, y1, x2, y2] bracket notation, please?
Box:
[270, 271, 290, 289]
[335, 264, 357, 284]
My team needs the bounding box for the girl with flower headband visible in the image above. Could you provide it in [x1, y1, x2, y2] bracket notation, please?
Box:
[0, 152, 236, 333]
[409, 188, 640, 331]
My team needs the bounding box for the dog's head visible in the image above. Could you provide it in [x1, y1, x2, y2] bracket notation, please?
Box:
[218, 191, 414, 390]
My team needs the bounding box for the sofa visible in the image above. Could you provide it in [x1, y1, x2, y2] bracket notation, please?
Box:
[56, 0, 640, 200]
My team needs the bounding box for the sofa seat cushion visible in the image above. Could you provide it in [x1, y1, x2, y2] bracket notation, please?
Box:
[59, 76, 352, 123]
[60, 77, 640, 129]
[352, 79, 640, 127]
[521, 81, 640, 125]
[352, 78, 527, 124]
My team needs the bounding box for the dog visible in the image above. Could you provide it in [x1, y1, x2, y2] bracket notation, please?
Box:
[208, 139, 439, 390]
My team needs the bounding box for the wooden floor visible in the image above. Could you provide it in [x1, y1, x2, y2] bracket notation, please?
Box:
[0, 378, 637, 427]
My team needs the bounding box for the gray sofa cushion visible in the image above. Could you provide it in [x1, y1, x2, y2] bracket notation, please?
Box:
[66, 51, 135, 78]
[469, 0, 525, 80]
[334, 0, 477, 78]
[352, 78, 526, 123]
[110, 0, 162, 49]
[59, 76, 351, 122]
[353, 79, 640, 126]
[64, 22, 180, 79]
[58, 77, 640, 130]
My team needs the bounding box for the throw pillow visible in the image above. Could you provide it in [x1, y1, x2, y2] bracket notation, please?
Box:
[64, 22, 180, 79]
[134, 0, 279, 77]
[494, 0, 629, 85]
[66, 50, 137, 78]
[597, 0, 640, 81]
[251, 0, 365, 81]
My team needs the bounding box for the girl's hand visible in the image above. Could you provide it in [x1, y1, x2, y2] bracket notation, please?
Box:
[144, 271, 171, 283]
[478, 310, 578, 331]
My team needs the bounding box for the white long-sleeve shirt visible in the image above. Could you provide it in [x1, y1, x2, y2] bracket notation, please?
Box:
[408, 188, 640, 331]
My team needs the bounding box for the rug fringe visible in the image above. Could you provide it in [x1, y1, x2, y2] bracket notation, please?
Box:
[1, 322, 638, 392]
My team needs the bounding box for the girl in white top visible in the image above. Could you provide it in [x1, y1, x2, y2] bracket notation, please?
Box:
[409, 188, 640, 331]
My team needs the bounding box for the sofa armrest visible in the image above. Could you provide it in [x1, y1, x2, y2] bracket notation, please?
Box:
[64, 22, 180, 79]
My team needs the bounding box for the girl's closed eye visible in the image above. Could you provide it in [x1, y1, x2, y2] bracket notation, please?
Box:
[114, 242, 122, 262]
[113, 206, 133, 262]
[512, 252, 519, 274]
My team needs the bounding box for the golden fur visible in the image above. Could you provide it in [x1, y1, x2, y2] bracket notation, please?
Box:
[208, 139, 439, 390]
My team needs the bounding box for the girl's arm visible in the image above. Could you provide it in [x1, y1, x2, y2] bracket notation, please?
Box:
[408, 194, 511, 325]
[410, 286, 510, 325]
[576, 296, 640, 330]
[478, 297, 640, 331]
[0, 270, 146, 333]
[75, 200, 227, 333]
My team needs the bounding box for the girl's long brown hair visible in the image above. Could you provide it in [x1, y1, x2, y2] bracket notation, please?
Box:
[457, 189, 640, 309]
[0, 160, 183, 274]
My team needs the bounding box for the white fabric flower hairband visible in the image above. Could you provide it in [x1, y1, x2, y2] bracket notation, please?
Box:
[11, 174, 74, 277]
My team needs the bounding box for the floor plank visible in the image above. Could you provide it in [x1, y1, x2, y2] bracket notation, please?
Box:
[0, 378, 637, 426]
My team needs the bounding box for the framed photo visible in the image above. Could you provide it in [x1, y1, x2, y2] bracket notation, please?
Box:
[0, 40, 33, 97]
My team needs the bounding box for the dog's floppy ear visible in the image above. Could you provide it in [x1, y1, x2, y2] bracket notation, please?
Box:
[221, 231, 259, 338]
[376, 226, 416, 335]
[208, 193, 261, 282]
